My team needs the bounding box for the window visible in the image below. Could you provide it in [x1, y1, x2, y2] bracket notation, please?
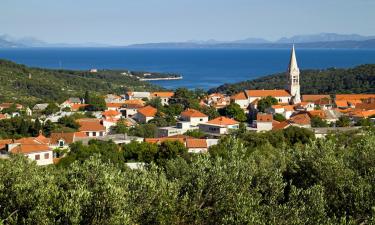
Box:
[86, 132, 90, 136]
[200, 118, 203, 121]
[93, 132, 97, 137]
[99, 132, 103, 136]
[35, 154, 40, 160]
[44, 153, 49, 159]
[58, 140, 64, 147]
[279, 98, 282, 102]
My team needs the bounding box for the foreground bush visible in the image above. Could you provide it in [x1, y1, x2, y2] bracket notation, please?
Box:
[0, 131, 375, 224]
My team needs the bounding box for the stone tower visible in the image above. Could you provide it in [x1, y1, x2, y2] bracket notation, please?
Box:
[287, 45, 301, 104]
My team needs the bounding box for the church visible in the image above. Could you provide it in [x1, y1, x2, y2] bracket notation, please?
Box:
[231, 45, 301, 109]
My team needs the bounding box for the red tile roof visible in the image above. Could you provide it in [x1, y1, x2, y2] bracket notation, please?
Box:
[257, 113, 273, 122]
[231, 92, 247, 100]
[11, 137, 51, 154]
[272, 121, 291, 130]
[246, 89, 291, 97]
[102, 110, 121, 117]
[106, 103, 125, 108]
[0, 139, 12, 150]
[335, 100, 348, 108]
[151, 92, 174, 98]
[302, 95, 331, 102]
[207, 116, 239, 126]
[186, 139, 207, 148]
[77, 119, 106, 132]
[289, 113, 311, 125]
[336, 94, 375, 101]
[71, 104, 88, 111]
[181, 108, 208, 118]
[50, 132, 76, 145]
[138, 105, 157, 117]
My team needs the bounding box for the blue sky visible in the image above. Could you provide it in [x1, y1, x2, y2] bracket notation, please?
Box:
[1, 0, 374, 45]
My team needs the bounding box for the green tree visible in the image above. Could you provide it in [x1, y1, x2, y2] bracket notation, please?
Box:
[311, 116, 328, 127]
[336, 115, 351, 127]
[257, 96, 278, 113]
[57, 115, 80, 130]
[273, 113, 286, 122]
[43, 103, 60, 115]
[221, 102, 247, 122]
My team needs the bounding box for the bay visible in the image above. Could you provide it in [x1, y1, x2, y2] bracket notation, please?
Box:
[1, 48, 375, 90]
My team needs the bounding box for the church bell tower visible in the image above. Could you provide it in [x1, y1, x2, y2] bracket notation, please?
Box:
[287, 45, 301, 104]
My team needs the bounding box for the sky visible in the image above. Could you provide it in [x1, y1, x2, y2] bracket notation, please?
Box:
[1, 0, 374, 45]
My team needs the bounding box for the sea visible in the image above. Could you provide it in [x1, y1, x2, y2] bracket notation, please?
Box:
[1, 48, 375, 90]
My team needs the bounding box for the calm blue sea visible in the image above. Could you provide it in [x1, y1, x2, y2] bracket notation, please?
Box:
[1, 48, 375, 90]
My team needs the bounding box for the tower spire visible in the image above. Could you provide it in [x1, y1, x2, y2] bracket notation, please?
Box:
[287, 44, 301, 104]
[288, 44, 298, 73]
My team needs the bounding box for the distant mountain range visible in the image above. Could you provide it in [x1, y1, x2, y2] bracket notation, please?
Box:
[1, 33, 375, 49]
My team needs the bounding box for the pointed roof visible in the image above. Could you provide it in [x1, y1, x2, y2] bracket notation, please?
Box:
[288, 45, 299, 73]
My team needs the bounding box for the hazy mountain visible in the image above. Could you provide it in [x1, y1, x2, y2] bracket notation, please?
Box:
[0, 34, 111, 48]
[276, 33, 375, 43]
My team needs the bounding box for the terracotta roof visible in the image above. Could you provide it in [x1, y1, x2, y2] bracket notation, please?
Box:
[11, 137, 51, 154]
[350, 110, 375, 118]
[0, 103, 23, 109]
[181, 108, 208, 118]
[207, 116, 239, 126]
[336, 94, 375, 101]
[151, 92, 174, 98]
[0, 114, 8, 120]
[257, 113, 273, 122]
[245, 89, 291, 97]
[77, 119, 106, 132]
[74, 132, 88, 138]
[71, 104, 88, 111]
[106, 103, 125, 108]
[231, 92, 247, 100]
[335, 100, 348, 108]
[186, 139, 207, 148]
[35, 134, 50, 145]
[0, 139, 12, 150]
[50, 132, 75, 145]
[272, 121, 291, 130]
[102, 110, 121, 117]
[302, 95, 331, 102]
[138, 105, 157, 117]
[308, 110, 326, 119]
[289, 113, 311, 125]
[355, 102, 375, 110]
[124, 99, 145, 105]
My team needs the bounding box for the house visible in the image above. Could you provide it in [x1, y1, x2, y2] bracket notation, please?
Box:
[180, 108, 209, 126]
[104, 94, 124, 103]
[6, 134, 53, 165]
[33, 103, 49, 111]
[106, 103, 125, 111]
[145, 135, 219, 153]
[289, 113, 311, 128]
[150, 92, 174, 105]
[266, 104, 295, 119]
[125, 92, 150, 100]
[205, 93, 229, 109]
[157, 121, 198, 137]
[102, 110, 122, 120]
[0, 103, 23, 111]
[256, 113, 273, 132]
[77, 118, 106, 137]
[0, 113, 10, 120]
[49, 132, 86, 149]
[350, 110, 375, 122]
[199, 116, 239, 135]
[135, 105, 157, 123]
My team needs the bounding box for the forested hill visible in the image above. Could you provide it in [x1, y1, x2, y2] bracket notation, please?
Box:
[209, 64, 375, 95]
[0, 59, 161, 104]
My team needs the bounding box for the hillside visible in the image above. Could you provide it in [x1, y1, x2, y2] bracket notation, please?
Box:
[0, 59, 162, 104]
[209, 64, 375, 95]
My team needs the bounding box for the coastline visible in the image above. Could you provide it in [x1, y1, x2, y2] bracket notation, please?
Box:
[139, 76, 183, 81]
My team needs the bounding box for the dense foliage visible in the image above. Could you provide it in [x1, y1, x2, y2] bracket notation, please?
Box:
[1, 128, 375, 224]
[0, 59, 162, 105]
[210, 64, 375, 95]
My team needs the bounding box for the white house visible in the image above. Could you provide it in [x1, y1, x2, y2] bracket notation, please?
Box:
[199, 116, 239, 135]
[134, 105, 157, 123]
[77, 118, 106, 137]
[256, 113, 273, 132]
[180, 108, 209, 126]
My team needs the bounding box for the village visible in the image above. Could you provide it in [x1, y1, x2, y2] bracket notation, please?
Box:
[0, 46, 374, 166]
